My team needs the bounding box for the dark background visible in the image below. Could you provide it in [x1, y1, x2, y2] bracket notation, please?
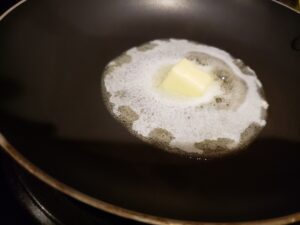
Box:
[0, 3, 37, 225]
[0, 152, 38, 225]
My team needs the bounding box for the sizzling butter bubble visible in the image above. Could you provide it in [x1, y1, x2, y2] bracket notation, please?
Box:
[102, 39, 268, 157]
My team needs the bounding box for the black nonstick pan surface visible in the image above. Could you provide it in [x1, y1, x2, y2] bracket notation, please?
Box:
[1, 0, 300, 224]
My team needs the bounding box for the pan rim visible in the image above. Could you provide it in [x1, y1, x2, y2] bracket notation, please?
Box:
[0, 1, 300, 224]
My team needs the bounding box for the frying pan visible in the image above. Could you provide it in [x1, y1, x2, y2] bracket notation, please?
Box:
[0, 0, 300, 224]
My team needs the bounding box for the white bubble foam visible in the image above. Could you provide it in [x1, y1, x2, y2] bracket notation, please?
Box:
[102, 39, 268, 155]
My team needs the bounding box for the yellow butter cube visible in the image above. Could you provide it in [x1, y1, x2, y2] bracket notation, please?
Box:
[160, 58, 213, 97]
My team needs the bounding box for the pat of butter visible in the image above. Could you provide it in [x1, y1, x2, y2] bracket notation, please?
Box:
[160, 58, 213, 97]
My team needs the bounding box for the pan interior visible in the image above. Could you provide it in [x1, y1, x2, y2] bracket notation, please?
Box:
[1, 0, 300, 222]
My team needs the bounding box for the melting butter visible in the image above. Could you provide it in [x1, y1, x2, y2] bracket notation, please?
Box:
[159, 58, 213, 97]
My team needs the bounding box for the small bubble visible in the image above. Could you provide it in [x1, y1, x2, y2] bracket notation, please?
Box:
[215, 97, 223, 103]
[217, 71, 229, 82]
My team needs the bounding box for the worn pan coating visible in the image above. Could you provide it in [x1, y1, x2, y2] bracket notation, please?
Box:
[1, 0, 300, 224]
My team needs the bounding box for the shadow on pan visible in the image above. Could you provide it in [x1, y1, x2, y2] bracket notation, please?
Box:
[0, 0, 300, 224]
[1, 112, 300, 223]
